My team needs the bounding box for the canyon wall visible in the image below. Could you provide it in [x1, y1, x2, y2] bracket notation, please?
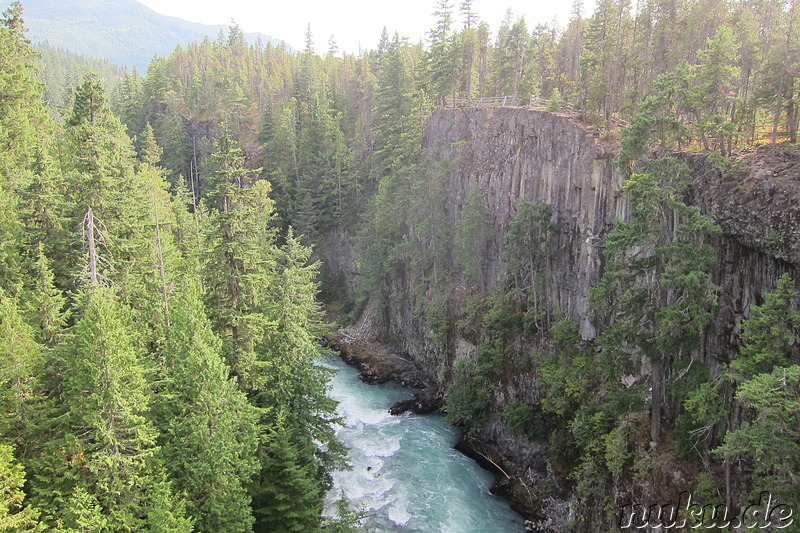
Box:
[374, 107, 799, 374]
[328, 107, 800, 529]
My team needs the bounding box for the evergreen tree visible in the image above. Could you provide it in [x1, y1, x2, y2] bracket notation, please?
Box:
[731, 273, 800, 379]
[0, 444, 43, 532]
[251, 410, 324, 533]
[203, 124, 276, 390]
[249, 231, 345, 530]
[28, 243, 68, 347]
[715, 364, 800, 504]
[0, 2, 51, 193]
[423, 0, 457, 104]
[0, 289, 44, 447]
[372, 33, 415, 179]
[591, 158, 720, 442]
[157, 275, 259, 532]
[0, 186, 24, 296]
[295, 81, 351, 236]
[455, 186, 492, 287]
[54, 288, 191, 532]
[63, 75, 157, 315]
[716, 274, 800, 504]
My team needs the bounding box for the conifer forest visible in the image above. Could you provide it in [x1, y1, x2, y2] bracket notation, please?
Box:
[1, 0, 800, 530]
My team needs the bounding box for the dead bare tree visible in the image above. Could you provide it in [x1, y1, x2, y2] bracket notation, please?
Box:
[81, 206, 115, 287]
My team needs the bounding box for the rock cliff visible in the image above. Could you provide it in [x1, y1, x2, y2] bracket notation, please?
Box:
[327, 107, 800, 530]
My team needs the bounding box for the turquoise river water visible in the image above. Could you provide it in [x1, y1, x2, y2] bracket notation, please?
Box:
[322, 356, 524, 532]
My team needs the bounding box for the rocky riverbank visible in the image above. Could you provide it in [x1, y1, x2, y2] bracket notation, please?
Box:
[327, 326, 571, 532]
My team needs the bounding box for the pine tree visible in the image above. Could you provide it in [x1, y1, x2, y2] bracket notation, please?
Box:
[455, 187, 492, 288]
[157, 275, 259, 532]
[136, 124, 182, 336]
[55, 288, 191, 532]
[251, 411, 324, 533]
[295, 81, 351, 237]
[27, 243, 68, 347]
[491, 17, 530, 100]
[716, 274, 800, 505]
[373, 33, 415, 179]
[203, 123, 276, 390]
[0, 2, 51, 193]
[249, 231, 345, 531]
[423, 0, 457, 104]
[731, 273, 800, 379]
[715, 364, 800, 505]
[692, 25, 740, 153]
[0, 289, 44, 447]
[0, 186, 24, 296]
[0, 444, 43, 532]
[590, 158, 720, 442]
[64, 75, 156, 314]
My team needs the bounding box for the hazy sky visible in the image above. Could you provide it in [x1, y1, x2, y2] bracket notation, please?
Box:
[136, 0, 592, 55]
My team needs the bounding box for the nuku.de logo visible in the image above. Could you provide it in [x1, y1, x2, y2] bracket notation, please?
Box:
[618, 491, 794, 529]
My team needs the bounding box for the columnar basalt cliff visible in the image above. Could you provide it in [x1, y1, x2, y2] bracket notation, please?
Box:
[328, 107, 800, 530]
[398, 108, 626, 343]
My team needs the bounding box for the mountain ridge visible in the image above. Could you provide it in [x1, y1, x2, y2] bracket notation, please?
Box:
[5, 0, 296, 70]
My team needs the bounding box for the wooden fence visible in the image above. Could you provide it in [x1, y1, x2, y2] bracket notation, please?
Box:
[443, 94, 631, 129]
[444, 96, 516, 107]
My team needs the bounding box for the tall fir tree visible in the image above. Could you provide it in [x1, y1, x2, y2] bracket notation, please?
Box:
[156, 275, 260, 532]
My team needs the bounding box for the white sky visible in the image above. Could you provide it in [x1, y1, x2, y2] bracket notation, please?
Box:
[136, 0, 594, 55]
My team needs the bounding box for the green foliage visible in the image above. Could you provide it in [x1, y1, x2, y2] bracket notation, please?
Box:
[157, 277, 259, 532]
[570, 406, 616, 453]
[501, 201, 558, 334]
[444, 358, 494, 430]
[0, 2, 51, 193]
[203, 124, 276, 389]
[503, 201, 557, 288]
[591, 158, 719, 385]
[715, 365, 800, 503]
[8, 0, 800, 529]
[732, 273, 800, 379]
[0, 444, 43, 531]
[483, 292, 524, 336]
[603, 424, 632, 477]
[502, 401, 548, 441]
[28, 244, 68, 347]
[714, 275, 800, 504]
[0, 7, 353, 531]
[321, 495, 369, 533]
[456, 293, 486, 337]
[706, 152, 743, 181]
[58, 290, 160, 526]
[0, 187, 25, 297]
[668, 359, 727, 456]
[251, 411, 324, 533]
[0, 289, 44, 443]
[455, 187, 492, 286]
[538, 319, 595, 418]
[765, 229, 782, 249]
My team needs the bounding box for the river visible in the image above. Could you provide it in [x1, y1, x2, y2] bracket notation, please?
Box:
[322, 355, 525, 532]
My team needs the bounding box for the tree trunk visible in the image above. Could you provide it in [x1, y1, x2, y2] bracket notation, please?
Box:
[650, 358, 663, 444]
[87, 207, 99, 286]
[772, 71, 786, 147]
[788, 79, 798, 143]
[152, 191, 170, 327]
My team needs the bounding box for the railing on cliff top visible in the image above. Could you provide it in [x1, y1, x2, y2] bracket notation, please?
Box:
[443, 95, 632, 129]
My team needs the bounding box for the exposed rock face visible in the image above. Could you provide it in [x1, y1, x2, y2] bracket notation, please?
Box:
[324, 108, 799, 530]
[686, 148, 800, 362]
[420, 107, 625, 339]
[384, 108, 797, 375]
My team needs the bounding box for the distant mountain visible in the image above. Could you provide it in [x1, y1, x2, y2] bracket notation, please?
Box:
[6, 0, 296, 71]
